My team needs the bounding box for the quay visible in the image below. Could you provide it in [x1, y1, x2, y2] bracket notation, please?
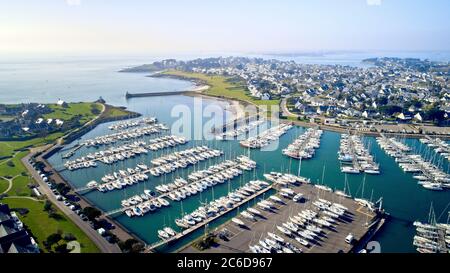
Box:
[125, 91, 197, 99]
[144, 184, 274, 253]
[211, 113, 260, 134]
[179, 182, 386, 253]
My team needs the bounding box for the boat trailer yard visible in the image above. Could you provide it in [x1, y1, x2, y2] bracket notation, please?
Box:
[180, 183, 382, 253]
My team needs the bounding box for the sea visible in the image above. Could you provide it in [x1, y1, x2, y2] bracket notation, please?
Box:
[1, 51, 449, 253]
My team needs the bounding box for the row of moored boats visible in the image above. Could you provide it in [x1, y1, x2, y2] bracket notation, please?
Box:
[282, 128, 322, 160]
[108, 117, 157, 130]
[82, 123, 169, 147]
[420, 137, 450, 161]
[155, 156, 257, 202]
[216, 119, 266, 140]
[413, 221, 450, 253]
[173, 180, 269, 230]
[240, 123, 293, 149]
[339, 134, 380, 174]
[377, 137, 450, 191]
[148, 146, 223, 177]
[65, 135, 187, 170]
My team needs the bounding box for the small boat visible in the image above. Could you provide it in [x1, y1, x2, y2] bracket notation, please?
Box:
[268, 232, 285, 243]
[232, 218, 245, 227]
[158, 230, 170, 240]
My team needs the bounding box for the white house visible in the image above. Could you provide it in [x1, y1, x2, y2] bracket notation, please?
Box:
[414, 113, 423, 122]
[55, 119, 64, 126]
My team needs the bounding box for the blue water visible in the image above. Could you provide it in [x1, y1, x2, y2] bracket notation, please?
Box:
[1, 54, 450, 253]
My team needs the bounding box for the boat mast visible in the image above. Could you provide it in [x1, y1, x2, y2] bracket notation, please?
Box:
[297, 157, 302, 177]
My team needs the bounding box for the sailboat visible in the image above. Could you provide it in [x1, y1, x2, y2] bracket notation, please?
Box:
[335, 174, 351, 198]
[354, 174, 375, 211]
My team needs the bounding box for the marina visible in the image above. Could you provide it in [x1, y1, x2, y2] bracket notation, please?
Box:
[108, 117, 157, 130]
[216, 119, 266, 140]
[420, 137, 450, 161]
[47, 115, 450, 253]
[146, 179, 273, 252]
[16, 61, 443, 254]
[148, 146, 223, 177]
[413, 206, 450, 253]
[282, 128, 323, 160]
[240, 123, 293, 149]
[377, 136, 450, 191]
[107, 155, 257, 217]
[179, 174, 386, 253]
[64, 135, 187, 171]
[81, 123, 169, 147]
[339, 134, 380, 175]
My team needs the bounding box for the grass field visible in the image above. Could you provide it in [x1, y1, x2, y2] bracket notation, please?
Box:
[0, 102, 109, 252]
[44, 102, 101, 124]
[161, 70, 280, 107]
[103, 106, 132, 119]
[0, 178, 9, 193]
[0, 132, 63, 158]
[2, 198, 100, 253]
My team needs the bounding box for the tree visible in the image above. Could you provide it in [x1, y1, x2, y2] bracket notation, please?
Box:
[82, 206, 102, 221]
[43, 200, 53, 212]
[118, 238, 141, 253]
[131, 242, 144, 253]
[46, 233, 62, 246]
[55, 243, 69, 253]
[63, 233, 76, 241]
[56, 183, 71, 195]
[424, 108, 446, 124]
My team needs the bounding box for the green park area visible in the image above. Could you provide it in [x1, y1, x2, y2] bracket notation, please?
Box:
[161, 70, 280, 107]
[44, 102, 102, 124]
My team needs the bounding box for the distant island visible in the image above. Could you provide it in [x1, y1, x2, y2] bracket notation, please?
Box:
[119, 59, 179, 73]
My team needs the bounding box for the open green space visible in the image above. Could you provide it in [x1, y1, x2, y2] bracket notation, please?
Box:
[0, 178, 9, 193]
[2, 197, 100, 253]
[161, 70, 280, 107]
[44, 102, 102, 124]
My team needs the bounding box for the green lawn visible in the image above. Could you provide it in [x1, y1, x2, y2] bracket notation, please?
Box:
[161, 70, 280, 107]
[2, 198, 100, 253]
[103, 106, 130, 118]
[44, 102, 101, 124]
[0, 178, 9, 193]
[0, 132, 63, 158]
[0, 151, 28, 177]
[9, 175, 34, 196]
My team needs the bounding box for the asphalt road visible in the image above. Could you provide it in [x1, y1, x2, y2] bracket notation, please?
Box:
[22, 151, 121, 253]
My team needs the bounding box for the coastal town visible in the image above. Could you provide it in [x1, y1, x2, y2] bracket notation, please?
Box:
[124, 56, 450, 136]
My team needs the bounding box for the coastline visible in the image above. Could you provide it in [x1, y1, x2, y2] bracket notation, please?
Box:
[152, 71, 450, 139]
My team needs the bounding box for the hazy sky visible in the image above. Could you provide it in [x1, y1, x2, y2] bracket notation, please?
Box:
[1, 0, 449, 55]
